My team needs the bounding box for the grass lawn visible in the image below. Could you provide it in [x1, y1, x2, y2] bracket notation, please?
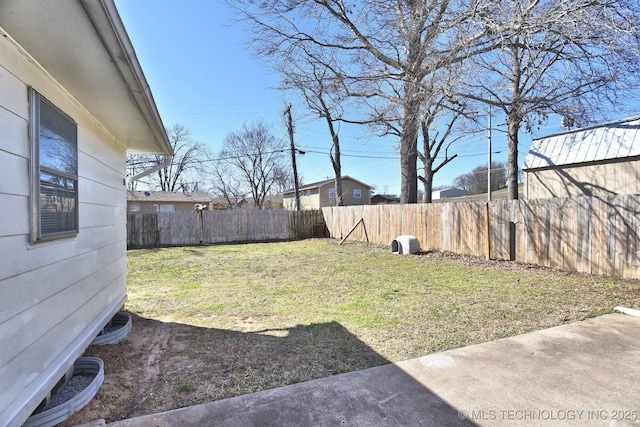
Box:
[127, 239, 640, 361]
[84, 238, 640, 419]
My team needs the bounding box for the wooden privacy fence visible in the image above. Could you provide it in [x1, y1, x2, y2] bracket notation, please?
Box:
[127, 209, 324, 249]
[322, 195, 640, 279]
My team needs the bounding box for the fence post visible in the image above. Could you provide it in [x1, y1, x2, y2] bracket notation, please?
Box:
[485, 203, 491, 261]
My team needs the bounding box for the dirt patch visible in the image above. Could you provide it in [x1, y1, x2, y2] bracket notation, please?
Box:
[59, 316, 167, 425]
[418, 250, 555, 271]
[61, 315, 388, 425]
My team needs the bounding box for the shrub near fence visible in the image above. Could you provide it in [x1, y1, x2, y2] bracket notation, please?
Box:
[322, 195, 640, 279]
[127, 209, 324, 249]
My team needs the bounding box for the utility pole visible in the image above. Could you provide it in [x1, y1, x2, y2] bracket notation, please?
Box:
[285, 104, 301, 211]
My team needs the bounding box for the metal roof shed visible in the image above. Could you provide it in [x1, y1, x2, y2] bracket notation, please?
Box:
[523, 117, 640, 199]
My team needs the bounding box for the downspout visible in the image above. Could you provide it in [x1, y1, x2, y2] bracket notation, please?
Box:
[125, 156, 173, 185]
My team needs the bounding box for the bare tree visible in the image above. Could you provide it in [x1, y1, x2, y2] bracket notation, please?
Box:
[362, 64, 481, 203]
[418, 108, 462, 204]
[281, 57, 347, 206]
[454, 161, 507, 194]
[271, 164, 294, 195]
[156, 124, 202, 191]
[126, 124, 203, 191]
[371, 93, 470, 204]
[416, 63, 491, 204]
[210, 160, 248, 209]
[231, 0, 497, 204]
[125, 153, 147, 191]
[219, 120, 287, 209]
[461, 0, 640, 199]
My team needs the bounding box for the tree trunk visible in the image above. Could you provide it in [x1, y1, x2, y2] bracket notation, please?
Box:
[506, 118, 520, 200]
[332, 130, 343, 206]
[422, 175, 433, 204]
[400, 77, 421, 204]
[332, 166, 343, 207]
[420, 158, 434, 204]
[326, 112, 343, 206]
[400, 136, 419, 203]
[507, 44, 522, 201]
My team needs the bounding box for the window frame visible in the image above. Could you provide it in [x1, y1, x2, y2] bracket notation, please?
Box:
[30, 89, 79, 243]
[354, 188, 362, 199]
[328, 188, 336, 198]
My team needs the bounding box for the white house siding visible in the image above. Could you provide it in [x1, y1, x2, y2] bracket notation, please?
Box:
[283, 190, 321, 210]
[282, 194, 292, 210]
[0, 30, 128, 426]
[299, 191, 320, 210]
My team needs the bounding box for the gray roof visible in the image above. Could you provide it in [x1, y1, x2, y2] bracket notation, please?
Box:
[524, 116, 640, 170]
[127, 191, 212, 203]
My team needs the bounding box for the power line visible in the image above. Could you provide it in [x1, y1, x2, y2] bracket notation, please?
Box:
[128, 145, 510, 168]
[301, 149, 398, 160]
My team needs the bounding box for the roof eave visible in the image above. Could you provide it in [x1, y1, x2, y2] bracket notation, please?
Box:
[79, 0, 172, 156]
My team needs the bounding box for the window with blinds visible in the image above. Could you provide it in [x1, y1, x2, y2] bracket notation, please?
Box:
[31, 90, 78, 241]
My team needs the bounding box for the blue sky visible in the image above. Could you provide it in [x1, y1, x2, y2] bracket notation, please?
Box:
[115, 0, 639, 195]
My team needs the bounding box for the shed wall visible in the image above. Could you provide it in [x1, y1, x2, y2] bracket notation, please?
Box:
[0, 31, 127, 426]
[524, 159, 640, 199]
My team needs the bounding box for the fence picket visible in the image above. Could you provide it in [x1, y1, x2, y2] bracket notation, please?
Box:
[128, 210, 323, 248]
[128, 196, 640, 279]
[321, 195, 640, 279]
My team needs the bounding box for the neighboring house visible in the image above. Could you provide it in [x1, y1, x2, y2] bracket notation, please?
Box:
[128, 191, 212, 213]
[282, 176, 373, 210]
[523, 116, 640, 199]
[432, 188, 470, 199]
[210, 197, 246, 210]
[233, 198, 270, 209]
[210, 197, 271, 210]
[371, 194, 400, 205]
[0, 2, 172, 426]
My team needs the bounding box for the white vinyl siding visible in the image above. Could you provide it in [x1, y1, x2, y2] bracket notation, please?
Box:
[0, 35, 128, 426]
